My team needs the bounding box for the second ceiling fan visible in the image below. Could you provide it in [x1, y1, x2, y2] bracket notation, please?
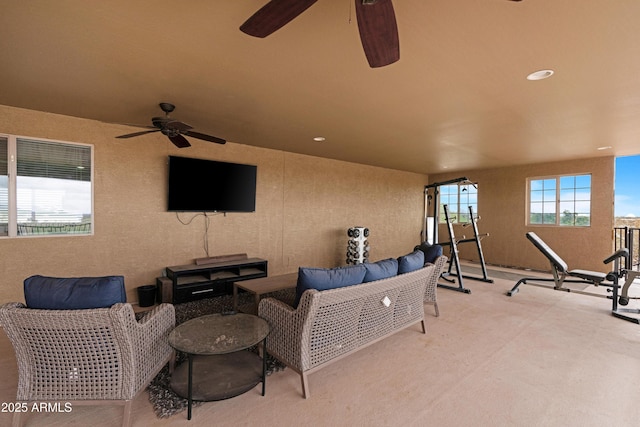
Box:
[240, 0, 523, 68]
[115, 103, 226, 148]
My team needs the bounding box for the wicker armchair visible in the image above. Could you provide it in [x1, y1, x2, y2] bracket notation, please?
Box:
[424, 255, 448, 316]
[0, 302, 175, 427]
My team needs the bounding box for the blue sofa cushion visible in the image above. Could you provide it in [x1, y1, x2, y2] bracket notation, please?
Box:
[294, 264, 367, 307]
[414, 242, 444, 264]
[363, 258, 398, 283]
[24, 275, 126, 310]
[397, 250, 425, 274]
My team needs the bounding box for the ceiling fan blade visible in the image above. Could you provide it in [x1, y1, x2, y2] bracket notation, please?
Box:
[116, 129, 160, 139]
[355, 0, 400, 68]
[183, 130, 227, 145]
[122, 123, 157, 129]
[169, 134, 191, 148]
[240, 0, 318, 38]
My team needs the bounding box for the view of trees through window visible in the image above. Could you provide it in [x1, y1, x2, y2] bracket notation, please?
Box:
[439, 183, 478, 223]
[529, 174, 591, 227]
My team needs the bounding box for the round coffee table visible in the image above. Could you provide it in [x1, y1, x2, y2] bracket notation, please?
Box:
[168, 312, 270, 420]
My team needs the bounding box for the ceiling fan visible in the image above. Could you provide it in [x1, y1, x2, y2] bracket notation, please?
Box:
[240, 0, 523, 68]
[115, 103, 226, 148]
[240, 0, 398, 68]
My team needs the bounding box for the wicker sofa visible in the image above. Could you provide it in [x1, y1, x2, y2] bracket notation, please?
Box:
[258, 262, 438, 398]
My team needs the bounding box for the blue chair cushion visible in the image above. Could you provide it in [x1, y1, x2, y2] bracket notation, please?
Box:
[24, 275, 127, 310]
[414, 242, 444, 264]
[397, 250, 425, 274]
[363, 258, 398, 282]
[294, 264, 366, 308]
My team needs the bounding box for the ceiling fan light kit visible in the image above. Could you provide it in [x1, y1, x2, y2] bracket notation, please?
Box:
[115, 103, 226, 148]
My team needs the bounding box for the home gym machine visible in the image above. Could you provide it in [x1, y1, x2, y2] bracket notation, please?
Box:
[613, 227, 640, 323]
[509, 231, 636, 323]
[423, 177, 493, 294]
[614, 268, 640, 324]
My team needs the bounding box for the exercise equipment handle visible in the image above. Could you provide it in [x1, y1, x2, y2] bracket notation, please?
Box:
[603, 248, 628, 265]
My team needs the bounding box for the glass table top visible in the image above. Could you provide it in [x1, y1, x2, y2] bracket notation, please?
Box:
[168, 312, 270, 355]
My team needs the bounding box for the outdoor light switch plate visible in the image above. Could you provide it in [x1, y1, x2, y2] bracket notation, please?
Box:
[382, 296, 391, 307]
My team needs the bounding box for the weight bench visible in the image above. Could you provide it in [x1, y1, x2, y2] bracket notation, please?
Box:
[507, 232, 635, 322]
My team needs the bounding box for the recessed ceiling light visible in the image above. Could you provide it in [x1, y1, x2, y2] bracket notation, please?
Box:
[527, 69, 554, 81]
[313, 136, 326, 142]
[597, 146, 612, 151]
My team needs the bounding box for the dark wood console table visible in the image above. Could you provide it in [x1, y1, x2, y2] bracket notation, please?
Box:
[165, 257, 267, 304]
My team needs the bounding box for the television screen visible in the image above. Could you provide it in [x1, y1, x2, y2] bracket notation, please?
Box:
[167, 156, 257, 212]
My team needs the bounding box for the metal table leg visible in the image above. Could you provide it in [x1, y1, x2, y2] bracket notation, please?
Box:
[188, 354, 193, 420]
[262, 337, 267, 396]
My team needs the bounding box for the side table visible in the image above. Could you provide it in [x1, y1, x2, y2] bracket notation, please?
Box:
[168, 313, 270, 420]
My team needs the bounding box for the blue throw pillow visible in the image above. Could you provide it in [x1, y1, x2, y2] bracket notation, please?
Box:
[414, 242, 444, 264]
[24, 275, 126, 309]
[397, 250, 425, 274]
[294, 264, 366, 307]
[363, 258, 398, 283]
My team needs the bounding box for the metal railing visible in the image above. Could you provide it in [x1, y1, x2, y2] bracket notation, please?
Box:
[614, 227, 640, 271]
[17, 222, 92, 236]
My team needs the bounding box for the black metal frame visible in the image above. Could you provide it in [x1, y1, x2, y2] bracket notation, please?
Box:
[423, 178, 492, 294]
[508, 232, 636, 323]
[612, 270, 640, 324]
[438, 204, 471, 293]
[424, 177, 469, 245]
[185, 336, 268, 420]
[612, 226, 640, 323]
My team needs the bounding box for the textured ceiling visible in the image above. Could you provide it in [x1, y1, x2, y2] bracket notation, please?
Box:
[1, 1, 639, 174]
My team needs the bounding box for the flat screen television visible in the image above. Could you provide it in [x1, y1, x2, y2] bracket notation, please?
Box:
[167, 156, 257, 212]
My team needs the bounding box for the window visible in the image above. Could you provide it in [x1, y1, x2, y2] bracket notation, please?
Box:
[528, 174, 591, 227]
[439, 182, 478, 223]
[0, 135, 93, 237]
[0, 137, 7, 236]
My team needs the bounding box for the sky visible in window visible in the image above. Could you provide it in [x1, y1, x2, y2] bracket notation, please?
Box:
[615, 155, 640, 217]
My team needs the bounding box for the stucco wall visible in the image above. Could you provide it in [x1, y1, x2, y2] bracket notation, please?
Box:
[0, 105, 428, 303]
[429, 157, 615, 273]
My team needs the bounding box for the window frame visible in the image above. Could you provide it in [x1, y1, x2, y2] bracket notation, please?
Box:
[0, 133, 94, 238]
[527, 173, 592, 227]
[439, 182, 478, 224]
